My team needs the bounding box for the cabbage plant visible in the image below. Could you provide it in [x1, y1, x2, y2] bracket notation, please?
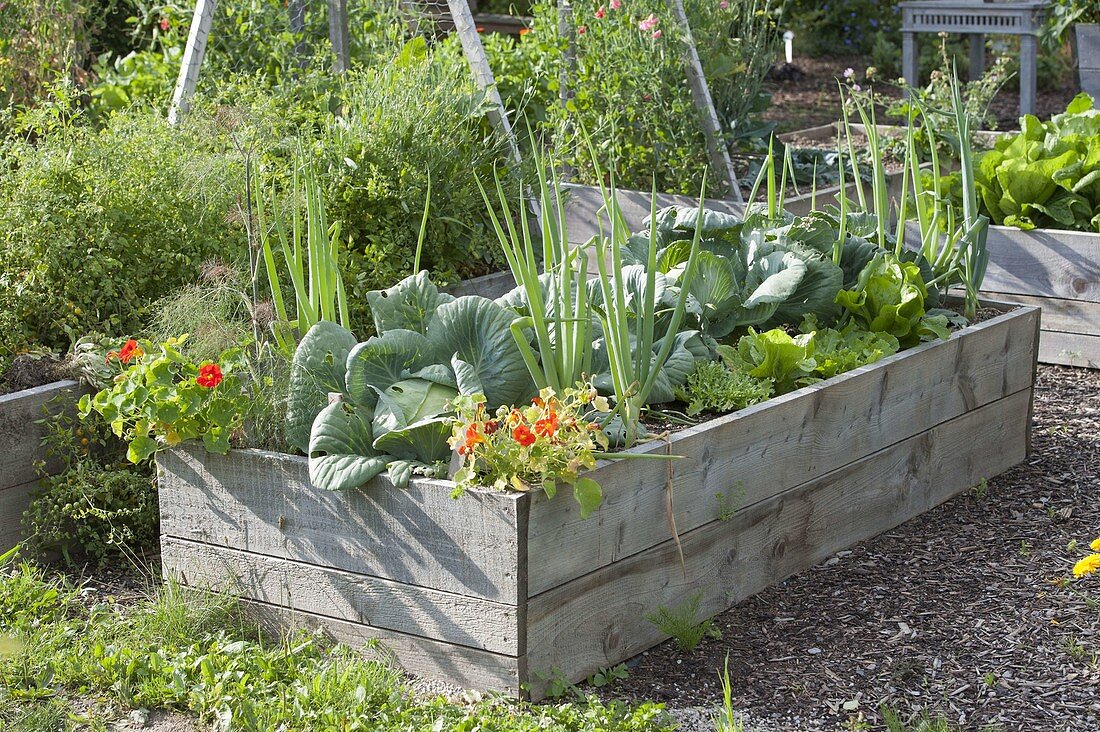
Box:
[285, 272, 534, 491]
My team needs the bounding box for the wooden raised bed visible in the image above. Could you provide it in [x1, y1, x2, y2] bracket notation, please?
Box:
[157, 300, 1038, 698]
[0, 380, 83, 549]
[976, 225, 1100, 368]
[905, 223, 1100, 368]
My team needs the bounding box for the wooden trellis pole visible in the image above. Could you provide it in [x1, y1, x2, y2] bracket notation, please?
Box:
[168, 0, 216, 124]
[446, 0, 523, 166]
[168, 0, 351, 124]
[666, 0, 742, 203]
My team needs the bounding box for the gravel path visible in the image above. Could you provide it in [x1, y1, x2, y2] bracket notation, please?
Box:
[595, 365, 1100, 731]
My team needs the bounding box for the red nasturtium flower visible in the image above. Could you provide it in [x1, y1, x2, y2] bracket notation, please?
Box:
[196, 363, 223, 388]
[484, 419, 500, 435]
[118, 339, 143, 364]
[513, 423, 536, 447]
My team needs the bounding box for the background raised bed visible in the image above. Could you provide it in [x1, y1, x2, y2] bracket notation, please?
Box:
[0, 380, 83, 549]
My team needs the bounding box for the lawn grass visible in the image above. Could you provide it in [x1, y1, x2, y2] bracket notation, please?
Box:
[0, 556, 672, 732]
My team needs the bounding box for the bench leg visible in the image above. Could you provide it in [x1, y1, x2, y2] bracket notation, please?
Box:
[969, 33, 985, 81]
[1020, 34, 1037, 116]
[902, 31, 918, 90]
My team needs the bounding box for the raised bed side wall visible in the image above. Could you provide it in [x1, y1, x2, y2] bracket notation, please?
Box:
[907, 222, 1100, 368]
[157, 302, 1039, 699]
[0, 380, 83, 549]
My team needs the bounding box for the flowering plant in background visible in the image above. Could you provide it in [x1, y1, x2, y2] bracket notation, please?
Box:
[78, 335, 250, 463]
[448, 384, 610, 517]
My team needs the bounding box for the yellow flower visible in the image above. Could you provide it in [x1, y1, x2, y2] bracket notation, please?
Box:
[1072, 553, 1100, 579]
[1090, 538, 1100, 552]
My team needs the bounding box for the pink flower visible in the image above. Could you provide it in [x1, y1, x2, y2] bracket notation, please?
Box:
[651, 29, 662, 39]
[595, 5, 606, 18]
[719, 0, 729, 7]
[610, 0, 622, 8]
[159, 17, 169, 32]
[638, 13, 658, 31]
[577, 24, 587, 34]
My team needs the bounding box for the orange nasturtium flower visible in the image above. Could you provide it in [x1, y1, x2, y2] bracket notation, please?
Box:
[513, 423, 536, 447]
[458, 424, 485, 456]
[1073, 554, 1100, 579]
[534, 410, 559, 437]
[196, 363, 223, 388]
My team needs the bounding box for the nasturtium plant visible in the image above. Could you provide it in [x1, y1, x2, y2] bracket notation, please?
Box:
[449, 385, 610, 518]
[78, 336, 250, 463]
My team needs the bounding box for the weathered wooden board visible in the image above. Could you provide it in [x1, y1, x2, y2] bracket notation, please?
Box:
[0, 379, 85, 548]
[976, 226, 1100, 303]
[979, 292, 1100, 337]
[526, 305, 1039, 596]
[239, 599, 524, 695]
[778, 122, 1008, 150]
[560, 183, 744, 246]
[162, 536, 522, 655]
[977, 291, 1100, 367]
[444, 270, 516, 299]
[157, 447, 528, 604]
[0, 380, 80, 489]
[1037, 330, 1100, 369]
[524, 387, 1032, 693]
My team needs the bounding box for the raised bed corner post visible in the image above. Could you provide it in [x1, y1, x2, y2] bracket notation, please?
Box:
[667, 0, 742, 203]
[168, 0, 216, 125]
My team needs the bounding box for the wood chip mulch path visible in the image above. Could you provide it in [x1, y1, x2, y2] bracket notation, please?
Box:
[596, 365, 1100, 731]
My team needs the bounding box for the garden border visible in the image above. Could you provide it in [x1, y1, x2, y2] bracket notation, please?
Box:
[156, 299, 1039, 699]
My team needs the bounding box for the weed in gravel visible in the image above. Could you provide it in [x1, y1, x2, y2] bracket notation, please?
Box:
[1059, 634, 1095, 665]
[589, 664, 630, 688]
[712, 654, 745, 732]
[888, 657, 927, 685]
[646, 595, 722, 652]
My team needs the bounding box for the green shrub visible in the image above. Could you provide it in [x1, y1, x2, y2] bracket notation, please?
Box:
[24, 461, 157, 565]
[0, 109, 246, 352]
[308, 39, 513, 327]
[23, 400, 157, 565]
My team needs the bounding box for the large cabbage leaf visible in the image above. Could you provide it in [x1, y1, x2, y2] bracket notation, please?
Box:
[308, 401, 389, 491]
[286, 322, 358, 453]
[426, 296, 533, 408]
[345, 329, 431, 409]
[365, 271, 454, 335]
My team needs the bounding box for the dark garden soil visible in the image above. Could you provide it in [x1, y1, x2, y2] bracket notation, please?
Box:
[763, 56, 1078, 136]
[596, 364, 1100, 732]
[0, 353, 63, 396]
